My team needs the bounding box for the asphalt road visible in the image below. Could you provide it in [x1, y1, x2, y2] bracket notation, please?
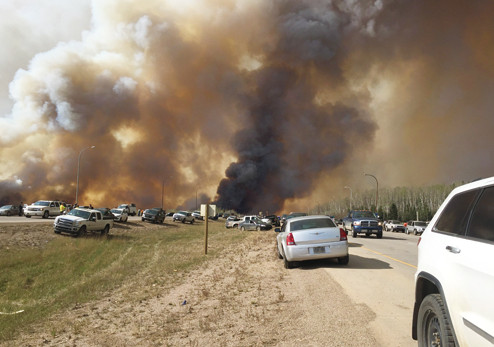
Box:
[326, 230, 419, 346]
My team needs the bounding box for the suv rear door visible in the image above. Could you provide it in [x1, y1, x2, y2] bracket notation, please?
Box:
[429, 186, 494, 345]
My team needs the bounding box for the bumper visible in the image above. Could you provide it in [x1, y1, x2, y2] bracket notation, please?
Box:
[285, 241, 348, 262]
[25, 210, 45, 217]
[393, 226, 406, 232]
[353, 226, 382, 234]
[54, 224, 79, 234]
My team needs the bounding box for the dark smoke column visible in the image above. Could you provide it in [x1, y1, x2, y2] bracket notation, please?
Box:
[215, 1, 377, 214]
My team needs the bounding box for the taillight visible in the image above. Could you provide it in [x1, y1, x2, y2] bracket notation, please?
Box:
[339, 228, 347, 241]
[286, 233, 295, 246]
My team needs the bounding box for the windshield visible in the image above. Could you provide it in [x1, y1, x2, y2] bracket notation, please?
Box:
[34, 201, 50, 206]
[416, 222, 427, 227]
[146, 209, 158, 215]
[111, 209, 122, 214]
[290, 217, 337, 231]
[353, 211, 376, 218]
[0, 205, 11, 210]
[68, 209, 91, 219]
[118, 204, 128, 209]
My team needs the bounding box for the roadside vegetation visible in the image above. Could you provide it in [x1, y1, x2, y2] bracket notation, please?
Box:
[0, 221, 245, 342]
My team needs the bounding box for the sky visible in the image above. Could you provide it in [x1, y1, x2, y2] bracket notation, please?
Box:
[0, 0, 493, 213]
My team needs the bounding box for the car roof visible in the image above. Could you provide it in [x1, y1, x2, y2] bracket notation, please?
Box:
[287, 215, 331, 223]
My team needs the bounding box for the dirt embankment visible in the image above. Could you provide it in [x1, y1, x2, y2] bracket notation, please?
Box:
[2, 223, 378, 346]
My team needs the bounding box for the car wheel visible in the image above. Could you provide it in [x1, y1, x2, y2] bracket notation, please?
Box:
[414, 229, 417, 235]
[338, 255, 349, 265]
[377, 231, 383, 239]
[352, 228, 358, 238]
[6, 211, 11, 216]
[181, 219, 185, 223]
[42, 210, 49, 219]
[190, 219, 194, 224]
[77, 225, 87, 237]
[25, 215, 31, 218]
[101, 225, 109, 236]
[241, 226, 245, 231]
[283, 251, 294, 269]
[277, 245, 283, 259]
[54, 229, 61, 234]
[417, 294, 455, 347]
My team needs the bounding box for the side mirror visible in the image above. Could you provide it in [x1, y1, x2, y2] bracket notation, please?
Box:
[274, 227, 281, 232]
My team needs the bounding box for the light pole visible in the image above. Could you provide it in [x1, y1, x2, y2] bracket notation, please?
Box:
[344, 186, 353, 210]
[364, 173, 379, 210]
[75, 145, 95, 205]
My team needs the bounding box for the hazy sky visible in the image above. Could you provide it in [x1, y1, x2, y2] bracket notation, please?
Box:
[0, 0, 493, 212]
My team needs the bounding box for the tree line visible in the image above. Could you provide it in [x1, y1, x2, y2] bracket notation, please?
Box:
[310, 182, 462, 222]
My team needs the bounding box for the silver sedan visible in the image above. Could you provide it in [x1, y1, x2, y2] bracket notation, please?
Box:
[275, 215, 349, 269]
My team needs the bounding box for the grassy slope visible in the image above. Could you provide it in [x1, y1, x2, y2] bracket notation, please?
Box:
[0, 221, 245, 341]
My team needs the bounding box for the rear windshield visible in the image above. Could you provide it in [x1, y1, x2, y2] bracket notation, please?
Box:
[34, 201, 50, 206]
[290, 218, 336, 231]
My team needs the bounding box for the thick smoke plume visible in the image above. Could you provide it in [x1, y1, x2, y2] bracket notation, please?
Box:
[1, 0, 493, 213]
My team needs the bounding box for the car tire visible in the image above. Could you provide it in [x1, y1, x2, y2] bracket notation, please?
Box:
[6, 211, 11, 216]
[181, 219, 185, 223]
[77, 225, 87, 238]
[417, 294, 455, 347]
[42, 210, 49, 219]
[25, 215, 31, 218]
[190, 219, 194, 224]
[377, 231, 383, 239]
[283, 251, 294, 269]
[338, 255, 349, 265]
[414, 229, 417, 235]
[54, 229, 61, 234]
[101, 225, 110, 236]
[352, 227, 358, 238]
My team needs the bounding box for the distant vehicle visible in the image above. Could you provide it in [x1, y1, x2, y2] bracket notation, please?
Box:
[192, 211, 204, 220]
[261, 215, 280, 227]
[275, 215, 349, 269]
[142, 208, 166, 224]
[54, 208, 113, 237]
[342, 210, 383, 238]
[385, 220, 406, 232]
[238, 217, 271, 231]
[96, 208, 116, 221]
[225, 216, 241, 228]
[0, 205, 20, 216]
[173, 211, 194, 224]
[406, 221, 427, 235]
[412, 176, 494, 346]
[24, 200, 63, 219]
[110, 208, 128, 222]
[117, 203, 137, 216]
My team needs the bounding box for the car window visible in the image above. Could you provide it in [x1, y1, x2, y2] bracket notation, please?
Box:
[290, 218, 336, 231]
[466, 186, 494, 242]
[433, 188, 480, 235]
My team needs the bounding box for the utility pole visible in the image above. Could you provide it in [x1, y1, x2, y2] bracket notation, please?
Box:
[364, 173, 379, 210]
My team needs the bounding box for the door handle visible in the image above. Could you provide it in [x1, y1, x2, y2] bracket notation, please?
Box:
[446, 245, 461, 254]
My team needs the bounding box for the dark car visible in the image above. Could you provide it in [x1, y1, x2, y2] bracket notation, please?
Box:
[142, 208, 166, 224]
[0, 205, 20, 216]
[262, 214, 280, 227]
[96, 208, 116, 221]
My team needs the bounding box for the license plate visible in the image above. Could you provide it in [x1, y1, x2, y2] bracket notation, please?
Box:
[312, 246, 326, 254]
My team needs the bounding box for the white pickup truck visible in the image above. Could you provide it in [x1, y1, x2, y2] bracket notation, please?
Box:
[54, 208, 113, 237]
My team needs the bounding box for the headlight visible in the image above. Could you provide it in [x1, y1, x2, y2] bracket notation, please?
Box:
[378, 221, 383, 226]
[353, 221, 361, 226]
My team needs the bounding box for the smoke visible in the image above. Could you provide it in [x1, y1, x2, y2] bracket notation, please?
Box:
[0, 0, 493, 213]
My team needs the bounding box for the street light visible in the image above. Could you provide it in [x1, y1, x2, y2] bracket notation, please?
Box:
[344, 186, 353, 210]
[75, 145, 95, 205]
[364, 173, 379, 210]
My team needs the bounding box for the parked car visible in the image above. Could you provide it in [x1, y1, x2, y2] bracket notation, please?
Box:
[117, 203, 137, 216]
[281, 212, 308, 224]
[192, 211, 204, 220]
[110, 208, 128, 222]
[238, 217, 271, 231]
[142, 208, 166, 224]
[385, 220, 406, 232]
[261, 214, 280, 227]
[173, 211, 194, 224]
[96, 208, 116, 221]
[225, 216, 241, 228]
[54, 208, 113, 237]
[0, 205, 20, 216]
[412, 176, 494, 346]
[275, 215, 349, 269]
[405, 221, 428, 235]
[24, 200, 63, 218]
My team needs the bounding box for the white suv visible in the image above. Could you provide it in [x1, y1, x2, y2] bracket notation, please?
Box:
[412, 177, 494, 346]
[24, 200, 62, 218]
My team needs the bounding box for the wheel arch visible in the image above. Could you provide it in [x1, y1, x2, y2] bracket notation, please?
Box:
[412, 271, 457, 345]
